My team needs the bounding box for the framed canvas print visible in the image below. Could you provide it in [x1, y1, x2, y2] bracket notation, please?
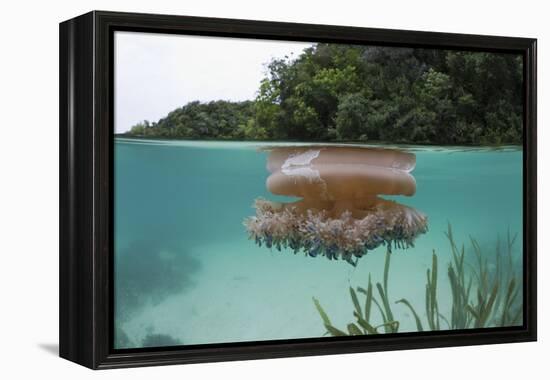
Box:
[59, 11, 537, 369]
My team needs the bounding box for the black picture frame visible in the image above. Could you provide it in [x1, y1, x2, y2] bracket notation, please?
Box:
[59, 10, 537, 369]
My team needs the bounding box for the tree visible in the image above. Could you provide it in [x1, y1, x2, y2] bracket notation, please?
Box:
[335, 93, 370, 140]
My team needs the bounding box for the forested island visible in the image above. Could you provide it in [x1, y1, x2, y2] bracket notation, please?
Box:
[120, 44, 523, 145]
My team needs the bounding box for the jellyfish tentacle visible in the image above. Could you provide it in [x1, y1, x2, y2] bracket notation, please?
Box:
[244, 197, 428, 263]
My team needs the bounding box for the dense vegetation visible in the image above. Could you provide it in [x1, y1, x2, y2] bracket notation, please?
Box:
[122, 44, 523, 145]
[313, 225, 522, 335]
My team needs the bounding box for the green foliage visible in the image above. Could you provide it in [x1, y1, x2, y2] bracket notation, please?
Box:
[313, 225, 522, 337]
[125, 100, 257, 140]
[335, 93, 370, 140]
[123, 45, 523, 145]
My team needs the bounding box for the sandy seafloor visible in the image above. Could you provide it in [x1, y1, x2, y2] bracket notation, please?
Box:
[114, 139, 523, 348]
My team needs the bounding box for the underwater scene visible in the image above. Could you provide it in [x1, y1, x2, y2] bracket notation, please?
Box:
[113, 31, 524, 349]
[113, 139, 523, 348]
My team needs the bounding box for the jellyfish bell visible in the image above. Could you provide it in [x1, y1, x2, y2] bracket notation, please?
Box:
[267, 163, 417, 200]
[245, 146, 428, 265]
[266, 146, 417, 173]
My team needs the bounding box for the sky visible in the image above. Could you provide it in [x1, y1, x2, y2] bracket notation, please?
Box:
[114, 32, 313, 133]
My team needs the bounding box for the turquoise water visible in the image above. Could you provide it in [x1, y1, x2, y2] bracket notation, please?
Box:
[113, 138, 523, 349]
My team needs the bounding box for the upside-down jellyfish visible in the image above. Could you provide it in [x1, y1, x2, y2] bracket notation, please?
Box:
[244, 146, 428, 266]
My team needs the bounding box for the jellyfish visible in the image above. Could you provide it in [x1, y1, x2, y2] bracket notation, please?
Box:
[244, 146, 428, 266]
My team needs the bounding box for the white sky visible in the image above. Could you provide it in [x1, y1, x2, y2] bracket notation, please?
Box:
[114, 32, 313, 133]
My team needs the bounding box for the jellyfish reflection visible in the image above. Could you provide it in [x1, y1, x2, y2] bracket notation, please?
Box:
[244, 146, 428, 265]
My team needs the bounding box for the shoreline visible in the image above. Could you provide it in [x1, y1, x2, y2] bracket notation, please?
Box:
[114, 136, 523, 151]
